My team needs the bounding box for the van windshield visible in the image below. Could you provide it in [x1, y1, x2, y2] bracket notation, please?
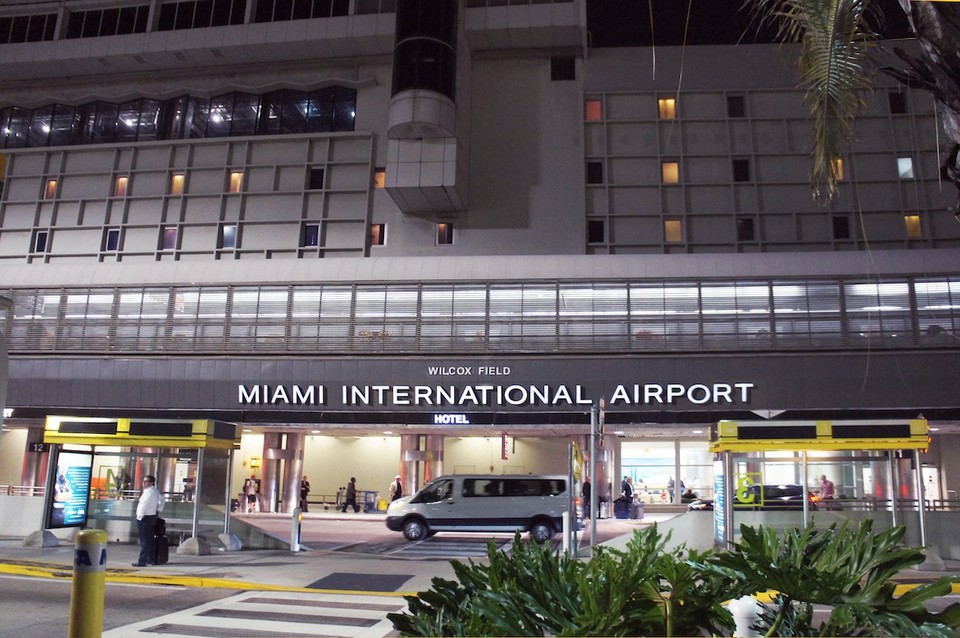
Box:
[412, 478, 453, 504]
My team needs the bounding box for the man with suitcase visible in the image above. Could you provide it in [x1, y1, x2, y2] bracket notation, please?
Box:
[133, 474, 165, 567]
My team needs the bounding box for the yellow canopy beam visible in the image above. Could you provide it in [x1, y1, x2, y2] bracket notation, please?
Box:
[709, 418, 928, 453]
[44, 416, 239, 450]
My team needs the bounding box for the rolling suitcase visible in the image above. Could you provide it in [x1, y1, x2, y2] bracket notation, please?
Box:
[154, 533, 170, 565]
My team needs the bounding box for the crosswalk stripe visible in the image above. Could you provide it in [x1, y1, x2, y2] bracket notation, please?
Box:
[102, 591, 407, 638]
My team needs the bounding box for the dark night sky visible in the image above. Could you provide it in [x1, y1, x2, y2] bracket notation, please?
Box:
[586, 0, 913, 48]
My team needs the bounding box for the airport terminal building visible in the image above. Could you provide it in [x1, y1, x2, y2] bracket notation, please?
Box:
[0, 0, 959, 524]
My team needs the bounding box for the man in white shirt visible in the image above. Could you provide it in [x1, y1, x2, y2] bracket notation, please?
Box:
[133, 474, 165, 567]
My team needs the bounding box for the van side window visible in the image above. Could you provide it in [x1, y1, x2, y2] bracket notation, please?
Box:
[464, 479, 503, 497]
[415, 479, 453, 504]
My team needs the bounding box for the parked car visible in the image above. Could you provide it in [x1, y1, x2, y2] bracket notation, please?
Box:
[687, 484, 818, 511]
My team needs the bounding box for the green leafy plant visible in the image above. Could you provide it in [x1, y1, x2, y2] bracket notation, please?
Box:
[389, 525, 743, 637]
[712, 520, 960, 636]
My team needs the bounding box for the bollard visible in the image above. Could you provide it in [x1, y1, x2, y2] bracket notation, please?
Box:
[291, 507, 302, 552]
[728, 595, 762, 638]
[68, 529, 108, 638]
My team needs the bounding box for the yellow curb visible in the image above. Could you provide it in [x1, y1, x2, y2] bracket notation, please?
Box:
[0, 560, 414, 597]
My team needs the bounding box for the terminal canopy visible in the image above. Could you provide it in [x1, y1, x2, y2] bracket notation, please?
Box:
[43, 416, 239, 450]
[709, 418, 928, 453]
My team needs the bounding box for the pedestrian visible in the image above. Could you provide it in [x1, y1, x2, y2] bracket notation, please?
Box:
[388, 475, 403, 501]
[667, 476, 676, 502]
[300, 475, 311, 512]
[818, 474, 836, 499]
[341, 477, 360, 512]
[581, 477, 592, 519]
[244, 473, 260, 513]
[133, 474, 164, 567]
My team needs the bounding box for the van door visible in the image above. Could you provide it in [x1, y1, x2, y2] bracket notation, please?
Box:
[418, 478, 456, 529]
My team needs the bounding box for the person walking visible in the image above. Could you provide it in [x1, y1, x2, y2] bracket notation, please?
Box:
[299, 475, 311, 512]
[133, 474, 165, 567]
[818, 474, 836, 499]
[581, 477, 592, 520]
[244, 473, 260, 513]
[388, 475, 403, 501]
[341, 477, 360, 512]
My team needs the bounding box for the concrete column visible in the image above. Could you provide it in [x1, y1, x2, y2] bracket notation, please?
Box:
[423, 435, 444, 484]
[260, 433, 283, 513]
[281, 432, 305, 514]
[158, 454, 177, 495]
[400, 434, 421, 493]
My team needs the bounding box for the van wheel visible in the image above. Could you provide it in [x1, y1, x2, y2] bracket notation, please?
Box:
[402, 517, 428, 541]
[529, 520, 555, 544]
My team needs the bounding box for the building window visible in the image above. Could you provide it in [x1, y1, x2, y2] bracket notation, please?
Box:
[114, 176, 128, 197]
[32, 230, 49, 253]
[161, 226, 178, 250]
[736, 217, 755, 242]
[301, 223, 319, 247]
[103, 227, 121, 252]
[229, 171, 244, 193]
[219, 224, 238, 249]
[550, 56, 576, 81]
[732, 159, 751, 182]
[586, 161, 604, 185]
[658, 98, 676, 120]
[832, 215, 851, 240]
[584, 99, 602, 122]
[903, 214, 921, 239]
[170, 173, 185, 195]
[727, 95, 746, 118]
[44, 179, 57, 199]
[888, 91, 907, 114]
[661, 161, 679, 184]
[833, 157, 846, 181]
[308, 167, 325, 190]
[370, 223, 386, 246]
[897, 157, 914, 179]
[587, 220, 605, 244]
[437, 222, 454, 245]
[664, 219, 683, 243]
[373, 168, 386, 189]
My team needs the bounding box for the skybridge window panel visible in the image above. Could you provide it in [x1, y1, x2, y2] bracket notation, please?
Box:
[231, 93, 260, 136]
[559, 284, 628, 318]
[355, 288, 388, 318]
[137, 99, 162, 141]
[699, 283, 745, 316]
[914, 279, 960, 335]
[258, 91, 284, 135]
[50, 105, 78, 146]
[420, 287, 454, 318]
[452, 286, 488, 318]
[28, 106, 53, 147]
[489, 285, 524, 319]
[318, 287, 355, 319]
[306, 91, 335, 133]
[280, 91, 309, 134]
[206, 94, 234, 137]
[188, 97, 210, 138]
[332, 87, 357, 132]
[290, 287, 323, 317]
[660, 285, 700, 316]
[257, 288, 291, 319]
[520, 285, 559, 318]
[383, 286, 420, 318]
[231, 290, 261, 319]
[196, 288, 230, 318]
[92, 102, 119, 143]
[116, 100, 142, 142]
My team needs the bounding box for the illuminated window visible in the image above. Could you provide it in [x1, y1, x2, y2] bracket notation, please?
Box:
[585, 99, 602, 121]
[229, 171, 244, 193]
[373, 168, 386, 189]
[903, 214, 921, 239]
[832, 158, 845, 181]
[661, 161, 679, 184]
[103, 227, 120, 251]
[219, 224, 237, 249]
[161, 226, 177, 250]
[437, 222, 454, 245]
[115, 176, 128, 197]
[658, 98, 676, 120]
[170, 173, 185, 195]
[370, 223, 386, 246]
[897, 157, 914, 179]
[664, 219, 683, 243]
[44, 179, 57, 199]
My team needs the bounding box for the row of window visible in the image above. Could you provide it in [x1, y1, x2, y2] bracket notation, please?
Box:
[586, 213, 923, 244]
[585, 91, 910, 122]
[4, 276, 957, 355]
[28, 221, 454, 254]
[1, 0, 362, 43]
[34, 165, 375, 200]
[0, 88, 357, 149]
[586, 156, 915, 186]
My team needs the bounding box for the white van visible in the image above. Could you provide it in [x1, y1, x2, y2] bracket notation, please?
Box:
[385, 474, 571, 543]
